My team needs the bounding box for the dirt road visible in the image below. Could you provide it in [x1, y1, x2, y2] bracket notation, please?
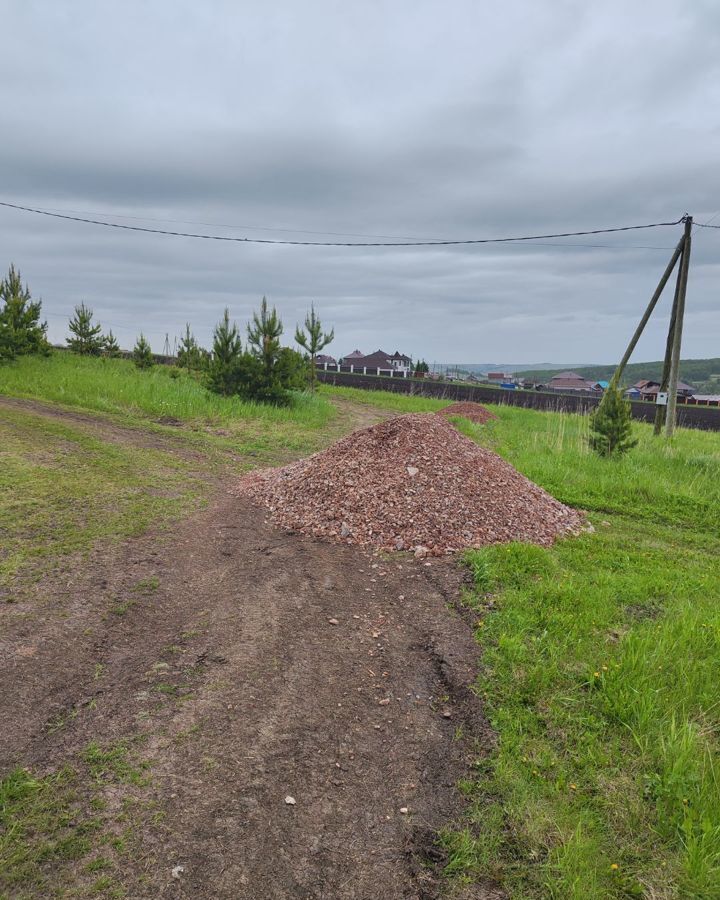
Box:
[1, 401, 496, 899]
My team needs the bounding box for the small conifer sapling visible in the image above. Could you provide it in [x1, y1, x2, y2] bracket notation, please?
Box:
[207, 309, 242, 395]
[132, 333, 154, 369]
[67, 303, 105, 355]
[0, 264, 49, 359]
[103, 329, 121, 357]
[295, 304, 334, 392]
[588, 382, 638, 457]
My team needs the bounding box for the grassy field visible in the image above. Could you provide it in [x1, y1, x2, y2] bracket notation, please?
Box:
[451, 409, 720, 899]
[0, 352, 333, 427]
[319, 383, 450, 413]
[2, 363, 719, 897]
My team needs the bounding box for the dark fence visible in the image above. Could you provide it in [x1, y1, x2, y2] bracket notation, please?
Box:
[318, 371, 720, 432]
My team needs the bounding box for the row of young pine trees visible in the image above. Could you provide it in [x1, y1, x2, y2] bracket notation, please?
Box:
[1, 262, 635, 449]
[65, 297, 333, 404]
[0, 263, 334, 406]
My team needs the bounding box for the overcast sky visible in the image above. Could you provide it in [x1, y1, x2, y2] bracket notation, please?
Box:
[1, 1, 718, 363]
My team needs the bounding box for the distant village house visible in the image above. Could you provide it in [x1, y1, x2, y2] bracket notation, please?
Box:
[317, 349, 413, 376]
[625, 379, 695, 402]
[546, 371, 602, 393]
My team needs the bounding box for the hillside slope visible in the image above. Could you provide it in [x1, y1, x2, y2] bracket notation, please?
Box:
[516, 358, 720, 391]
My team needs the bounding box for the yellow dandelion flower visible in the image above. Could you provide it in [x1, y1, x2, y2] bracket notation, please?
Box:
[610, 863, 619, 871]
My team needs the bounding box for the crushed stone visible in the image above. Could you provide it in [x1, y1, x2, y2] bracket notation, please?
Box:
[437, 401, 497, 424]
[236, 413, 584, 555]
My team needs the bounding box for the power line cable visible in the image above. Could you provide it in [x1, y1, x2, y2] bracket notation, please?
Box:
[8, 202, 680, 246]
[21, 203, 448, 242]
[695, 221, 720, 230]
[0, 200, 685, 247]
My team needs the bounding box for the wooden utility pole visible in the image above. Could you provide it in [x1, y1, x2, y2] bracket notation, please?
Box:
[653, 258, 683, 434]
[609, 234, 685, 388]
[665, 216, 692, 437]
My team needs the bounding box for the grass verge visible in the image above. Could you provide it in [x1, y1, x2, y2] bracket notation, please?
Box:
[0, 352, 334, 428]
[319, 383, 450, 413]
[446, 406, 720, 898]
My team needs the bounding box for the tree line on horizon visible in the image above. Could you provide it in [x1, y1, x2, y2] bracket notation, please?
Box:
[0, 263, 335, 405]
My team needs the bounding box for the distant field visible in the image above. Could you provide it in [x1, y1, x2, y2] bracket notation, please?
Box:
[516, 356, 720, 390]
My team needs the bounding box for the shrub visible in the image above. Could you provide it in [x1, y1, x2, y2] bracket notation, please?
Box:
[207, 302, 306, 406]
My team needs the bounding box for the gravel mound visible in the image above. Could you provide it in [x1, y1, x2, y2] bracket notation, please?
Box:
[237, 414, 585, 555]
[437, 401, 497, 424]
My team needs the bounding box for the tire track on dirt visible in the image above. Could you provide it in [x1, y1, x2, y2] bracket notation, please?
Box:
[1, 399, 499, 898]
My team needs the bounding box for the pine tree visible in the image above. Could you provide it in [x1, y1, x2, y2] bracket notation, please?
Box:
[247, 297, 283, 377]
[414, 359, 429, 375]
[588, 382, 638, 457]
[67, 302, 104, 355]
[294, 304, 334, 392]
[0, 264, 49, 359]
[132, 333, 154, 369]
[177, 323, 202, 374]
[103, 329, 121, 357]
[207, 309, 242, 395]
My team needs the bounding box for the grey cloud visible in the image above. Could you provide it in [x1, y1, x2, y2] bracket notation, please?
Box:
[1, 0, 719, 362]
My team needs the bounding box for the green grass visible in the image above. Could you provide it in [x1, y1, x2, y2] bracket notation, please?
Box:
[0, 767, 96, 897]
[0, 742, 147, 898]
[0, 406, 206, 587]
[320, 382, 450, 413]
[444, 406, 720, 898]
[1, 352, 333, 428]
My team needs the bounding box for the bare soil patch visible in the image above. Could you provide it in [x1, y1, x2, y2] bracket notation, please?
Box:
[1, 403, 499, 899]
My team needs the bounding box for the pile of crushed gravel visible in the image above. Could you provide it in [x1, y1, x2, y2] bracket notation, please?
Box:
[437, 401, 497, 424]
[237, 414, 584, 556]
